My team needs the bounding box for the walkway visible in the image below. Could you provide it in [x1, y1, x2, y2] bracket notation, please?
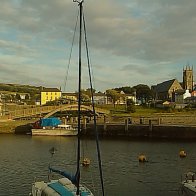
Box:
[0, 104, 109, 120]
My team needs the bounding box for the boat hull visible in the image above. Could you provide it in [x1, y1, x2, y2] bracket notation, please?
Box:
[181, 181, 196, 196]
[31, 128, 77, 136]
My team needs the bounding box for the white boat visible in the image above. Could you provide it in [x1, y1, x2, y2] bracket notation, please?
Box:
[180, 172, 196, 196]
[31, 117, 77, 136]
[30, 1, 105, 195]
[31, 124, 77, 136]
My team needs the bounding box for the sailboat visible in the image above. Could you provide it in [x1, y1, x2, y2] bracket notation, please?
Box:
[30, 1, 105, 195]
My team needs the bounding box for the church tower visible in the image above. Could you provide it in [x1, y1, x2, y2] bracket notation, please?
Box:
[183, 65, 194, 92]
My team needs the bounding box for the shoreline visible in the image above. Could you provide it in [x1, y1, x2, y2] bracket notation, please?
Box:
[0, 119, 37, 134]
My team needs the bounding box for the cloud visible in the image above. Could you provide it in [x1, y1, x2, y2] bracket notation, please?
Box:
[0, 0, 196, 91]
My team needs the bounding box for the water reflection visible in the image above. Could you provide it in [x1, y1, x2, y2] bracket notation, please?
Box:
[0, 134, 195, 196]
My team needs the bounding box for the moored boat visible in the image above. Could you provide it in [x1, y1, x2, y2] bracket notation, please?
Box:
[31, 177, 93, 196]
[180, 172, 196, 196]
[31, 117, 77, 136]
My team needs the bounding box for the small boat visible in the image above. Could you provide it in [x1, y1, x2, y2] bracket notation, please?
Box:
[30, 1, 105, 195]
[180, 172, 196, 196]
[31, 117, 77, 136]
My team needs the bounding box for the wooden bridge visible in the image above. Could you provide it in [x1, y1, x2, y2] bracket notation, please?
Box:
[1, 104, 110, 120]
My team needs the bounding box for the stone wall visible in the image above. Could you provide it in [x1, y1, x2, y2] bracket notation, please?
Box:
[82, 124, 196, 139]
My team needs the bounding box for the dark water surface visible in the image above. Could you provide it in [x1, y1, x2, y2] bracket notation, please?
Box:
[0, 134, 195, 196]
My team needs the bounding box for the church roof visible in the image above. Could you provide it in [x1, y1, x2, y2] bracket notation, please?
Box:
[153, 79, 176, 93]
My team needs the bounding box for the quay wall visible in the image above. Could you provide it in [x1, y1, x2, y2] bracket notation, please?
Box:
[82, 124, 196, 139]
[0, 120, 196, 140]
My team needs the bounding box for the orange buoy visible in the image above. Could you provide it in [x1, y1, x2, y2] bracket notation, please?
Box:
[82, 158, 91, 166]
[138, 154, 147, 162]
[179, 150, 186, 158]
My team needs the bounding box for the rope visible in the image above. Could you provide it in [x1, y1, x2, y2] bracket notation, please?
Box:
[83, 10, 105, 196]
[63, 9, 79, 92]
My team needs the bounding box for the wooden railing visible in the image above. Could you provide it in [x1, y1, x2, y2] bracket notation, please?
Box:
[130, 115, 196, 125]
[0, 104, 110, 120]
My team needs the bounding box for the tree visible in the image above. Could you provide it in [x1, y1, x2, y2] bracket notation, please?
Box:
[25, 94, 30, 100]
[75, 89, 90, 103]
[75, 88, 96, 103]
[84, 88, 96, 98]
[106, 89, 121, 107]
[15, 93, 21, 101]
[114, 86, 135, 94]
[81, 91, 90, 102]
[133, 84, 153, 104]
[126, 99, 136, 113]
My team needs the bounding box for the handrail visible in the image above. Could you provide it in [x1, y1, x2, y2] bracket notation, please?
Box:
[0, 104, 109, 119]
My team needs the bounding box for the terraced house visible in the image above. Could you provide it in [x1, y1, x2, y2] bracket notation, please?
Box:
[41, 88, 62, 105]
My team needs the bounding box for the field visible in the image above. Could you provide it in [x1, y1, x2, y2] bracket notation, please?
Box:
[96, 104, 196, 117]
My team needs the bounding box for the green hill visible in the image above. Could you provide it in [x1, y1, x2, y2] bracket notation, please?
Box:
[0, 83, 41, 95]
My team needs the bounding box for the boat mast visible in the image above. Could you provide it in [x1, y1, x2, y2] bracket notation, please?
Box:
[73, 0, 83, 195]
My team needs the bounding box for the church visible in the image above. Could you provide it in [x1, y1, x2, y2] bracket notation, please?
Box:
[152, 66, 194, 102]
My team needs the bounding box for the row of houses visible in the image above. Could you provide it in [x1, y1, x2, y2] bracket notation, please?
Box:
[0, 66, 195, 107]
[0, 87, 137, 106]
[40, 88, 137, 105]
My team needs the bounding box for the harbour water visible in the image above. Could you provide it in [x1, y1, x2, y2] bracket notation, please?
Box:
[0, 134, 195, 196]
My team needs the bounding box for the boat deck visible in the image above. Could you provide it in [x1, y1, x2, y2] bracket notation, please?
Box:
[32, 177, 93, 196]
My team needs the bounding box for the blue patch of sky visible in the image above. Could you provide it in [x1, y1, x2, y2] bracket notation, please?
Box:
[41, 40, 72, 61]
[131, 9, 143, 19]
[0, 28, 18, 42]
[0, 28, 19, 55]
[12, 0, 22, 8]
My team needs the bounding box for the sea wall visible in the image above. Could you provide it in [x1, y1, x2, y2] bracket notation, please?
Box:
[82, 124, 196, 139]
[1, 118, 196, 140]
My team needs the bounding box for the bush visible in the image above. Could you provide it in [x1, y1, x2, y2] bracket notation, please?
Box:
[127, 105, 136, 113]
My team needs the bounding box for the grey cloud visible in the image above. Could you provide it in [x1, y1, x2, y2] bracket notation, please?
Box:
[0, 39, 34, 54]
[1, 0, 196, 91]
[1, 0, 196, 62]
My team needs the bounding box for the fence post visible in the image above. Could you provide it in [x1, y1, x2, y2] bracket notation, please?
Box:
[103, 115, 107, 131]
[125, 119, 128, 132]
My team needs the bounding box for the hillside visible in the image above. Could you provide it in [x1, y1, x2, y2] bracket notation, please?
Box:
[0, 83, 41, 95]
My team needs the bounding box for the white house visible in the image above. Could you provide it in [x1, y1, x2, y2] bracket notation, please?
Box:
[115, 91, 137, 105]
[126, 93, 137, 104]
[183, 90, 191, 99]
[93, 92, 108, 105]
[175, 89, 191, 103]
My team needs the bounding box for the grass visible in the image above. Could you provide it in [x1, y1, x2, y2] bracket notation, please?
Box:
[96, 104, 196, 117]
[0, 119, 37, 133]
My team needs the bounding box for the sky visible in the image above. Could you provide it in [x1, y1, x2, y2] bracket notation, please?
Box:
[0, 0, 196, 92]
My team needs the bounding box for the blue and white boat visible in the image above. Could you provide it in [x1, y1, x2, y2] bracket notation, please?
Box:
[31, 177, 93, 196]
[30, 1, 105, 195]
[31, 117, 77, 136]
